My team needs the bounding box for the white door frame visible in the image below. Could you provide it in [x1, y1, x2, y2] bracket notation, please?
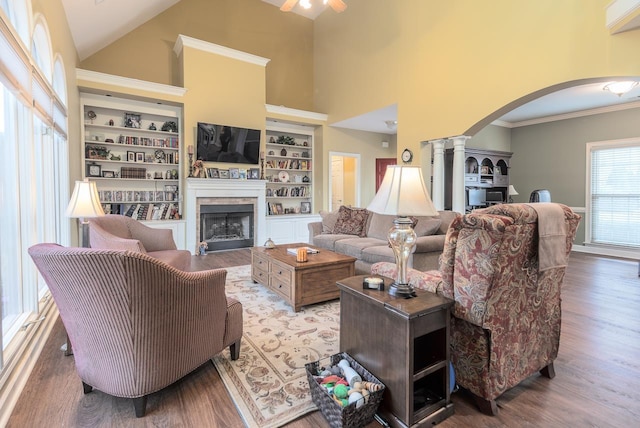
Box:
[328, 151, 361, 210]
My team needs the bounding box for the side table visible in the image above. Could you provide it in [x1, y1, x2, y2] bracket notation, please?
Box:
[337, 275, 454, 427]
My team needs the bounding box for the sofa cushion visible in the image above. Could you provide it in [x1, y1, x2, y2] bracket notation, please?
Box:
[360, 245, 398, 265]
[319, 209, 340, 234]
[366, 213, 396, 240]
[333, 206, 370, 237]
[335, 237, 387, 258]
[367, 213, 442, 240]
[414, 218, 442, 237]
[312, 234, 356, 251]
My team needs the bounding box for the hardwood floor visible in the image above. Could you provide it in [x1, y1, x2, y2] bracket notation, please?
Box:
[7, 251, 640, 427]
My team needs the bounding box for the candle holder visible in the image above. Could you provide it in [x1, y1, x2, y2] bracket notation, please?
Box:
[188, 153, 194, 177]
[260, 157, 265, 180]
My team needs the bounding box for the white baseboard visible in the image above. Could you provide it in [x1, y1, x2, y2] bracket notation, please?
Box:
[0, 304, 59, 427]
[572, 244, 639, 261]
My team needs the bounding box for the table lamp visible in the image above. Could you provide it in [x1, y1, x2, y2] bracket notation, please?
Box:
[66, 179, 105, 248]
[367, 166, 437, 297]
[508, 184, 519, 203]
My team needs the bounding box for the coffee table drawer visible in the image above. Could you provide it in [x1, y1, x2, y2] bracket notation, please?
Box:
[252, 264, 269, 284]
[270, 260, 293, 299]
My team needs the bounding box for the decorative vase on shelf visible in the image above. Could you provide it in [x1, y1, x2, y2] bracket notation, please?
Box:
[280, 148, 287, 157]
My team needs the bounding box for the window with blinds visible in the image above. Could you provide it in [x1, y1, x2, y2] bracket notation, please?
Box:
[589, 140, 640, 249]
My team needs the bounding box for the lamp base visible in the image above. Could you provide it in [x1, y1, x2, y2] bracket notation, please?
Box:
[388, 282, 417, 298]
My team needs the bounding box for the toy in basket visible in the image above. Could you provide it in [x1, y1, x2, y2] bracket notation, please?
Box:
[305, 352, 385, 428]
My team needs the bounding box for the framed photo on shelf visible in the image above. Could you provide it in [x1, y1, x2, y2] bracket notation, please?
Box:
[210, 168, 220, 178]
[229, 168, 240, 179]
[218, 169, 229, 179]
[124, 112, 141, 129]
[301, 201, 311, 214]
[249, 168, 260, 179]
[274, 203, 283, 215]
[136, 152, 145, 163]
[102, 170, 115, 178]
[239, 169, 247, 180]
[86, 163, 101, 177]
[127, 151, 135, 162]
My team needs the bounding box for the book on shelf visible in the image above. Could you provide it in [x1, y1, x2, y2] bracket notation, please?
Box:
[286, 247, 319, 256]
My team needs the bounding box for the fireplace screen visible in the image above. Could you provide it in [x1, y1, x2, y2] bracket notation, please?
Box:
[200, 204, 254, 251]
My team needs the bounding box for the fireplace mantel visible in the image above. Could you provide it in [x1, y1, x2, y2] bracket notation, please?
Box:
[185, 178, 266, 254]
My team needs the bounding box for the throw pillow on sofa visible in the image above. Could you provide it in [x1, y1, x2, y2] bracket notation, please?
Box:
[333, 206, 370, 237]
[319, 209, 340, 234]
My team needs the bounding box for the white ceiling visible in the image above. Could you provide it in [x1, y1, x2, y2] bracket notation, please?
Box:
[61, 0, 640, 134]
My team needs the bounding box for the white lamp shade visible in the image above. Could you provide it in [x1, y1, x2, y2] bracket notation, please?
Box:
[66, 179, 105, 219]
[367, 165, 437, 216]
[508, 184, 519, 196]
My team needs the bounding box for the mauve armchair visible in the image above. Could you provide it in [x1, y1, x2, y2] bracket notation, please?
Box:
[372, 203, 580, 415]
[28, 243, 243, 417]
[89, 214, 191, 270]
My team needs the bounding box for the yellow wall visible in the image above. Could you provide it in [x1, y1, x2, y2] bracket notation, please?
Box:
[314, 0, 640, 160]
[179, 39, 267, 175]
[79, 0, 314, 111]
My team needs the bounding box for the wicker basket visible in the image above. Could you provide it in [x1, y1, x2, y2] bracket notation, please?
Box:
[305, 352, 385, 428]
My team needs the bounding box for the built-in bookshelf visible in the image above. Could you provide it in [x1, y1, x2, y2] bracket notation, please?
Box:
[265, 122, 313, 216]
[80, 93, 183, 220]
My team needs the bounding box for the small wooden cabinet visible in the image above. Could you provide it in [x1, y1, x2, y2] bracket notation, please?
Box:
[337, 275, 454, 427]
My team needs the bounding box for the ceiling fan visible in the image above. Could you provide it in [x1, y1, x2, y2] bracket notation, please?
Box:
[280, 0, 347, 13]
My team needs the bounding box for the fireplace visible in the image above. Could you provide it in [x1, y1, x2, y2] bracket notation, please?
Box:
[200, 204, 254, 251]
[186, 178, 267, 255]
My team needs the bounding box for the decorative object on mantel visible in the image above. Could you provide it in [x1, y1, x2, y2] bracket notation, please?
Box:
[188, 145, 194, 177]
[192, 159, 204, 178]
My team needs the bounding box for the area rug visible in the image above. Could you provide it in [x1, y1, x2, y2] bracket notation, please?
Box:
[212, 265, 341, 428]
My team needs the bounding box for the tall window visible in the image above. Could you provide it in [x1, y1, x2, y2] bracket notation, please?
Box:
[0, 1, 69, 371]
[588, 139, 640, 249]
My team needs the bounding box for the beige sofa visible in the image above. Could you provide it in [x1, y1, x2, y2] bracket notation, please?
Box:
[308, 207, 459, 274]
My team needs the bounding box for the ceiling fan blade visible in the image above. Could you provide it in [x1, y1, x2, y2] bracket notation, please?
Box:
[327, 0, 347, 13]
[280, 0, 299, 12]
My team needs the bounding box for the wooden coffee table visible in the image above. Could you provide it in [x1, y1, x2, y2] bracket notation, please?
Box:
[251, 243, 356, 312]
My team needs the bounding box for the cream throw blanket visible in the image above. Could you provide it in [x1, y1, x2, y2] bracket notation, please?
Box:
[525, 203, 567, 271]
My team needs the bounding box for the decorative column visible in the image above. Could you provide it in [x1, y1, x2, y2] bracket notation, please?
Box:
[451, 135, 470, 214]
[429, 139, 447, 211]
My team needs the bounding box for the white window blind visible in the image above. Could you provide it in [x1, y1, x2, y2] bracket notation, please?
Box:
[590, 142, 640, 248]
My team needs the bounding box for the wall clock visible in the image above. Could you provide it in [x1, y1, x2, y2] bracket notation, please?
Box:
[402, 148, 413, 163]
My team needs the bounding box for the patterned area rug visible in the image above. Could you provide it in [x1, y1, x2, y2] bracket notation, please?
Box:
[212, 265, 340, 428]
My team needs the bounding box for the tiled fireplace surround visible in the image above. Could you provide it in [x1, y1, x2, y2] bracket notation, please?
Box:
[185, 178, 267, 254]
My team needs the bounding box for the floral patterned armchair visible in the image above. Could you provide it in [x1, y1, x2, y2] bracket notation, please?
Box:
[372, 203, 581, 415]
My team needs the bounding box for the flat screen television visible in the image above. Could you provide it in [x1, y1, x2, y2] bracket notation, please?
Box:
[196, 122, 261, 164]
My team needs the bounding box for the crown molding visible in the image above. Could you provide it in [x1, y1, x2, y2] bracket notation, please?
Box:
[266, 104, 328, 122]
[76, 69, 187, 97]
[492, 99, 640, 128]
[174, 34, 270, 67]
